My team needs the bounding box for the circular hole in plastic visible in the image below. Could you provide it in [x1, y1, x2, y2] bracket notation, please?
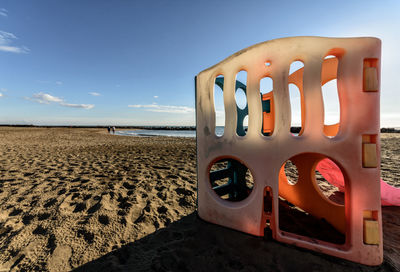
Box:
[209, 158, 254, 202]
[283, 160, 298, 185]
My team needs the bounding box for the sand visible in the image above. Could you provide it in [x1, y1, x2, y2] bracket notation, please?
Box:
[0, 127, 398, 271]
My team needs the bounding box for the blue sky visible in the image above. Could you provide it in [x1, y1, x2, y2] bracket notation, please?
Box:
[0, 0, 399, 126]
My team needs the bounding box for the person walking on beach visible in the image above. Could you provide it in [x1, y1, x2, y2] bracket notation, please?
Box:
[112, 126, 115, 134]
[107, 126, 111, 134]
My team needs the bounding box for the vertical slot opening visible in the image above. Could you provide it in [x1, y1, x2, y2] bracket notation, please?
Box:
[260, 77, 274, 136]
[264, 186, 273, 238]
[264, 186, 273, 214]
[289, 61, 304, 135]
[321, 55, 340, 137]
[214, 75, 225, 137]
[289, 84, 302, 135]
[235, 71, 248, 136]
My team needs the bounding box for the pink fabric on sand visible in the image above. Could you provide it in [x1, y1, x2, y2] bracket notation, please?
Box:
[316, 158, 400, 206]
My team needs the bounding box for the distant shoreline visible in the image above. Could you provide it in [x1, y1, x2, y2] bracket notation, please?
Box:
[0, 124, 399, 133]
[0, 124, 196, 131]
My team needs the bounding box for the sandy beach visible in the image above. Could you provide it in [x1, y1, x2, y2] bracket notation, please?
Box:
[0, 127, 398, 271]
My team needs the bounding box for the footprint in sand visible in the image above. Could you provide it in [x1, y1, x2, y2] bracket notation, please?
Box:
[87, 201, 101, 214]
[32, 225, 47, 235]
[43, 198, 57, 208]
[9, 209, 23, 216]
[37, 213, 51, 221]
[73, 202, 86, 213]
[98, 214, 109, 225]
[77, 228, 94, 244]
[175, 188, 193, 196]
[22, 214, 34, 225]
[47, 245, 72, 271]
[122, 181, 135, 190]
[58, 195, 77, 214]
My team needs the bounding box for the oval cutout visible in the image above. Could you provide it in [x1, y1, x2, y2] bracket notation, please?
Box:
[214, 75, 225, 137]
[235, 88, 247, 110]
[209, 158, 254, 202]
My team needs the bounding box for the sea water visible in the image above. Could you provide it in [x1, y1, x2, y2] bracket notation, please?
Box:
[115, 126, 226, 138]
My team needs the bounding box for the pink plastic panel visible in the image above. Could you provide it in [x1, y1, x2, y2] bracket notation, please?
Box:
[196, 37, 382, 265]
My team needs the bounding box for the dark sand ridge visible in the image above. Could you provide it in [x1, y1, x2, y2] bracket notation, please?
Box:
[0, 128, 398, 271]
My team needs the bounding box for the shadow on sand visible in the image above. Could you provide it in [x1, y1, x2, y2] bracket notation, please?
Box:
[74, 210, 398, 272]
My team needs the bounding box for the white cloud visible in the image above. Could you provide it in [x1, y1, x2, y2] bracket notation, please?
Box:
[0, 93, 3, 97]
[36, 80, 50, 84]
[0, 8, 8, 17]
[60, 102, 94, 109]
[128, 104, 194, 114]
[37, 80, 65, 86]
[153, 95, 158, 99]
[30, 92, 63, 104]
[27, 92, 94, 110]
[0, 30, 29, 53]
[89, 92, 101, 96]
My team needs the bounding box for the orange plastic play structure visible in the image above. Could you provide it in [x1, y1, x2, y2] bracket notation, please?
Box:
[195, 37, 382, 265]
[262, 57, 346, 234]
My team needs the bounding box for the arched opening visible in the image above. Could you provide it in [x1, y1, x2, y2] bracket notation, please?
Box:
[278, 153, 345, 244]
